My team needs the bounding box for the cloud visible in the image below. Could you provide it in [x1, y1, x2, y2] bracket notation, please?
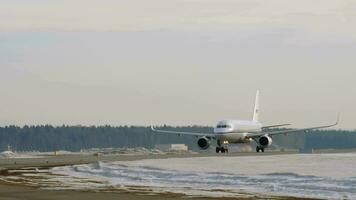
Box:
[1, 0, 356, 40]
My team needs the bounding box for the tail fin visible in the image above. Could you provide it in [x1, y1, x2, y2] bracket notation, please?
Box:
[253, 90, 260, 122]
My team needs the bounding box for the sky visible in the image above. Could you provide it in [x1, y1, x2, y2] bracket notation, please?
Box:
[0, 0, 355, 129]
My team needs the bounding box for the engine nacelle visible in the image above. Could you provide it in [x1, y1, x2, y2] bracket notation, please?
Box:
[258, 135, 272, 147]
[197, 137, 210, 150]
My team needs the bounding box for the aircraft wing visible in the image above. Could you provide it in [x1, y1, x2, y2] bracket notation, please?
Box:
[248, 115, 339, 138]
[151, 126, 215, 137]
[262, 124, 291, 129]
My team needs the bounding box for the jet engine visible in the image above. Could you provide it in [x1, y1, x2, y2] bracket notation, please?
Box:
[258, 135, 272, 147]
[197, 137, 210, 150]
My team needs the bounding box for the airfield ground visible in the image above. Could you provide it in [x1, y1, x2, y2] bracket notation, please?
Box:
[0, 182, 321, 200]
[0, 150, 354, 200]
[0, 151, 300, 170]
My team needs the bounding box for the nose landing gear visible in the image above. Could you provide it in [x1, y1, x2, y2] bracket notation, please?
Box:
[216, 146, 228, 153]
[216, 140, 229, 153]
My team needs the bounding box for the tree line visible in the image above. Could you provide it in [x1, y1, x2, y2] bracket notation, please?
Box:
[0, 125, 355, 152]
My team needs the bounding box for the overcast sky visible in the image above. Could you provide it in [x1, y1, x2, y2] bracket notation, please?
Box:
[1, 0, 355, 129]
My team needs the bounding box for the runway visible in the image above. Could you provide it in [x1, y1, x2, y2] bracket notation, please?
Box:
[1, 151, 355, 200]
[0, 150, 297, 170]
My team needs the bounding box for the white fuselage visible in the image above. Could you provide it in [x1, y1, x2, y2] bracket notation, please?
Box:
[214, 120, 262, 143]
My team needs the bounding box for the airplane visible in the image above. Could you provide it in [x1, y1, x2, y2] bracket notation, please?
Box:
[151, 91, 339, 153]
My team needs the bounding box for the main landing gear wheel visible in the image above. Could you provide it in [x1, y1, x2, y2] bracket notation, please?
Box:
[256, 146, 265, 153]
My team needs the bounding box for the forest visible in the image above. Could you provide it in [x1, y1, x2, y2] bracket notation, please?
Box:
[0, 125, 355, 152]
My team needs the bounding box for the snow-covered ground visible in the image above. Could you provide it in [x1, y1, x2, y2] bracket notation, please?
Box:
[47, 153, 356, 199]
[0, 151, 44, 158]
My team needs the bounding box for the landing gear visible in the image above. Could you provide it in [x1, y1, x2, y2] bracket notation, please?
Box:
[221, 147, 228, 153]
[256, 146, 265, 153]
[216, 146, 229, 153]
[216, 140, 228, 153]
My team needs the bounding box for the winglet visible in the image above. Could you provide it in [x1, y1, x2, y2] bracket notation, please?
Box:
[335, 112, 341, 125]
[330, 112, 340, 127]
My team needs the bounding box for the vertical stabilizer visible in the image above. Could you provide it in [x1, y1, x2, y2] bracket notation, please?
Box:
[253, 90, 260, 122]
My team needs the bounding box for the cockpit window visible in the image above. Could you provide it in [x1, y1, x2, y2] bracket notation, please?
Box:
[217, 124, 231, 128]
